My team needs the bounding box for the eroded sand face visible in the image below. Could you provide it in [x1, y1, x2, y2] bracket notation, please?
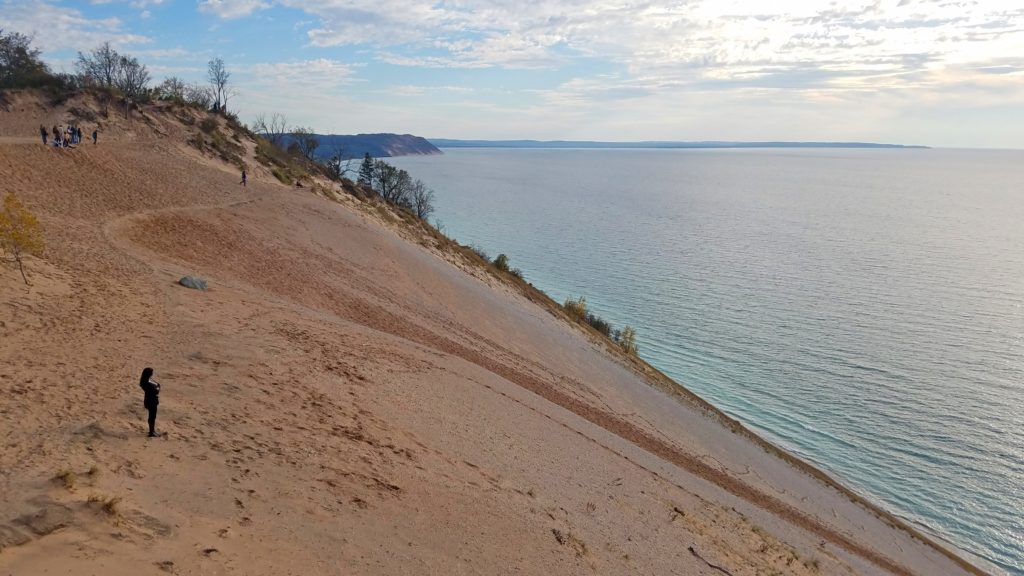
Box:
[0, 99, 981, 575]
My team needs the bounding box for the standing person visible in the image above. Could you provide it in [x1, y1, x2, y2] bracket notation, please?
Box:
[52, 125, 60, 147]
[92, 129, 98, 145]
[239, 169, 247, 187]
[139, 367, 161, 437]
[39, 125, 47, 145]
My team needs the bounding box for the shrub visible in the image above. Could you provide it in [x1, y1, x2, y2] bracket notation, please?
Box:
[209, 130, 243, 167]
[0, 192, 45, 284]
[270, 166, 293, 185]
[87, 494, 122, 516]
[493, 253, 510, 272]
[585, 312, 612, 337]
[619, 326, 638, 355]
[198, 117, 217, 133]
[44, 73, 82, 105]
[563, 295, 587, 321]
[255, 137, 310, 185]
[54, 469, 76, 490]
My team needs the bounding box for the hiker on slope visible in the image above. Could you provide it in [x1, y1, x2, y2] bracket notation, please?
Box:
[139, 367, 162, 437]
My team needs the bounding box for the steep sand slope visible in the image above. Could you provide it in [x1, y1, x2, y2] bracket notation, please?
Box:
[0, 101, 983, 575]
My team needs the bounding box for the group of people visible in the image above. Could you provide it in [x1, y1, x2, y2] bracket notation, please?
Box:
[41, 124, 97, 148]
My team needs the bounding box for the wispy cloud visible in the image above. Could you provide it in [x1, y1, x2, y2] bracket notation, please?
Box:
[133, 47, 201, 60]
[198, 0, 269, 19]
[190, 0, 1018, 102]
[1, 0, 150, 51]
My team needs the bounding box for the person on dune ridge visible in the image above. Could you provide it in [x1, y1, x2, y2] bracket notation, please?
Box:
[139, 367, 161, 437]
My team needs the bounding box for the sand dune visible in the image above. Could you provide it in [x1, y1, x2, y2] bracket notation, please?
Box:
[0, 94, 985, 575]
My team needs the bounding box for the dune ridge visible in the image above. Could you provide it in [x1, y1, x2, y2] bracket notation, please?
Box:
[0, 93, 988, 575]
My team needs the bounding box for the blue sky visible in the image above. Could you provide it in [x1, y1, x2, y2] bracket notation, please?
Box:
[4, 0, 1023, 147]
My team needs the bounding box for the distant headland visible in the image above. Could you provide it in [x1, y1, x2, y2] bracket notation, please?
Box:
[291, 133, 443, 159]
[294, 136, 928, 160]
[428, 139, 930, 150]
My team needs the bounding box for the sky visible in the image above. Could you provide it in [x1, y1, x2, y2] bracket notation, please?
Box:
[4, 0, 1023, 147]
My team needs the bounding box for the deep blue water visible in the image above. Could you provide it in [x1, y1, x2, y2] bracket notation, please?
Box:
[390, 148, 1024, 575]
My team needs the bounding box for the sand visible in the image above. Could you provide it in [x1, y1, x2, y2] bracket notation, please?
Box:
[0, 92, 987, 575]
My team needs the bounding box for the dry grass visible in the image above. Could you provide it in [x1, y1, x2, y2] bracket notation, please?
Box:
[87, 493, 122, 517]
[54, 469, 76, 490]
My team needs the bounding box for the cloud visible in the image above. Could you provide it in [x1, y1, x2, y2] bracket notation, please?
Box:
[177, 2, 1024, 81]
[382, 84, 476, 97]
[87, 0, 164, 9]
[244, 58, 362, 92]
[198, 0, 269, 19]
[377, 33, 565, 69]
[133, 47, 211, 61]
[0, 0, 150, 52]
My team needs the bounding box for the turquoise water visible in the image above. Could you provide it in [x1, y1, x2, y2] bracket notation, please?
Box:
[390, 148, 1024, 575]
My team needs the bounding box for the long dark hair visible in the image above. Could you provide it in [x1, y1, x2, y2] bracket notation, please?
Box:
[140, 367, 153, 387]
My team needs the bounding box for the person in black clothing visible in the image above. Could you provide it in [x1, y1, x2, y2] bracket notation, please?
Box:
[40, 125, 47, 145]
[139, 367, 161, 437]
[92, 129, 98, 145]
[240, 169, 247, 187]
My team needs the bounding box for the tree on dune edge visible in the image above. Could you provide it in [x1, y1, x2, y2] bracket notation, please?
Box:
[208, 57, 236, 116]
[358, 153, 374, 186]
[0, 29, 51, 89]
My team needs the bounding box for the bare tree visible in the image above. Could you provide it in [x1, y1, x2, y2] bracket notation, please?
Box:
[115, 55, 150, 119]
[76, 42, 118, 88]
[184, 83, 213, 108]
[207, 57, 230, 114]
[157, 76, 186, 101]
[268, 113, 287, 146]
[324, 146, 353, 181]
[289, 126, 319, 160]
[409, 179, 435, 220]
[253, 112, 287, 146]
[76, 42, 120, 116]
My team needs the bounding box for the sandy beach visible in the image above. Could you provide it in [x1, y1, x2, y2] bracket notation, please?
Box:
[0, 93, 986, 575]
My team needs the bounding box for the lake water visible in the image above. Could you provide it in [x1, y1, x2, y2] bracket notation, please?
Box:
[390, 148, 1024, 575]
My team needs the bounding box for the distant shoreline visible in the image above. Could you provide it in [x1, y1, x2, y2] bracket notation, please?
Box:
[428, 139, 929, 150]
